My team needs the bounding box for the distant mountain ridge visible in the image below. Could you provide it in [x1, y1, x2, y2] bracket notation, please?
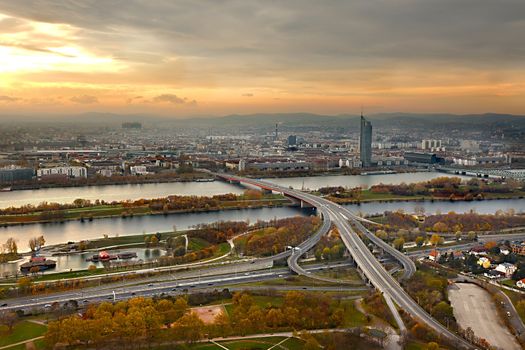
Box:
[1, 112, 524, 130]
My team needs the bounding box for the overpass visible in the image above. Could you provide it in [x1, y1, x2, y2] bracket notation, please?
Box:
[213, 172, 473, 349]
[436, 166, 525, 180]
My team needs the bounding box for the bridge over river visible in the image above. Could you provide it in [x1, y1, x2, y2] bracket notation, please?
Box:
[212, 171, 474, 349]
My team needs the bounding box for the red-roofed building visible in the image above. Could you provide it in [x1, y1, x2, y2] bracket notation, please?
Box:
[429, 249, 440, 261]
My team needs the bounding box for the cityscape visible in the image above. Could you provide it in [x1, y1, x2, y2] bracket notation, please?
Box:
[1, 1, 525, 350]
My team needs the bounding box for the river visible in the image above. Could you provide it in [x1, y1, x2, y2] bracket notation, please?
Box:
[2, 198, 524, 252]
[0, 171, 466, 209]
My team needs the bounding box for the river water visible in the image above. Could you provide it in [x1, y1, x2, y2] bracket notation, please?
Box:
[0, 171, 466, 209]
[1, 171, 524, 275]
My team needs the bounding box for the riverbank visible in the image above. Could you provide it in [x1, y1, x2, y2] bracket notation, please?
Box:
[237, 167, 422, 178]
[327, 191, 525, 204]
[5, 171, 214, 191]
[0, 196, 291, 227]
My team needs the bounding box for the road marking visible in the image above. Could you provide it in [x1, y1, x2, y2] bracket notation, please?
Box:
[210, 340, 229, 349]
[268, 336, 291, 349]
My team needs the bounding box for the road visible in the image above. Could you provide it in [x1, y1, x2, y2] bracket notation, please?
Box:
[0, 262, 364, 312]
[215, 173, 474, 349]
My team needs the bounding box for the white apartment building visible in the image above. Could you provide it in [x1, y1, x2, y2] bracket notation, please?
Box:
[37, 166, 87, 178]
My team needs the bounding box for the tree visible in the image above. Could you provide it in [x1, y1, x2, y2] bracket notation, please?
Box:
[4, 238, 18, 255]
[415, 236, 425, 247]
[375, 230, 388, 240]
[0, 311, 18, 333]
[432, 222, 448, 233]
[28, 235, 46, 252]
[454, 231, 462, 241]
[429, 234, 443, 247]
[432, 301, 453, 322]
[17, 276, 32, 291]
[150, 235, 159, 246]
[426, 342, 440, 350]
[322, 247, 331, 260]
[467, 231, 477, 241]
[172, 312, 204, 343]
[393, 237, 405, 251]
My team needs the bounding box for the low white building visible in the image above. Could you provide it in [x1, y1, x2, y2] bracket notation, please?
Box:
[130, 165, 148, 175]
[495, 263, 517, 278]
[37, 166, 87, 178]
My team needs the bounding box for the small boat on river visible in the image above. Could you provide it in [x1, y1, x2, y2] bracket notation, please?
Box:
[86, 251, 137, 262]
[20, 256, 57, 273]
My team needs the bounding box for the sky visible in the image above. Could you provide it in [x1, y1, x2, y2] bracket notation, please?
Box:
[0, 0, 524, 117]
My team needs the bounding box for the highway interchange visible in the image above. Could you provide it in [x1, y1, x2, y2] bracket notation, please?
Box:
[4, 172, 512, 348]
[217, 174, 474, 349]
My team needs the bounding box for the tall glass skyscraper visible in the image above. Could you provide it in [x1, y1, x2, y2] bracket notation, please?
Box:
[360, 115, 372, 167]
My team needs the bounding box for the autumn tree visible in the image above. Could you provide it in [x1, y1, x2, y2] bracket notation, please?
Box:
[429, 234, 443, 247]
[0, 311, 18, 333]
[393, 237, 405, 251]
[28, 235, 45, 252]
[4, 238, 18, 255]
[171, 312, 204, 343]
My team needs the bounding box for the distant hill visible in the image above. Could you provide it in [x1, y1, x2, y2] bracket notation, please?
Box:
[1, 112, 524, 131]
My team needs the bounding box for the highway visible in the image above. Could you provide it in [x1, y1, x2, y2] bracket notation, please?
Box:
[215, 173, 474, 349]
[0, 262, 363, 312]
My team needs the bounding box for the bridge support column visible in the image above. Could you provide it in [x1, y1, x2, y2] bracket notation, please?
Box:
[300, 200, 313, 208]
[356, 265, 369, 285]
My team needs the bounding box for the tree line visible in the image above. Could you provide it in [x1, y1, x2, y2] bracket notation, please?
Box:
[42, 290, 349, 349]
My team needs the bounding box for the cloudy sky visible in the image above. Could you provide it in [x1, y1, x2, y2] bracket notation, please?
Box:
[0, 0, 524, 116]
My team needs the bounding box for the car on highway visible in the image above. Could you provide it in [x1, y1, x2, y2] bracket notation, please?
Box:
[0, 303, 7, 307]
[44, 304, 51, 308]
[147, 283, 153, 287]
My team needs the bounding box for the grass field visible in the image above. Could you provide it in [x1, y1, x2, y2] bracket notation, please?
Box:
[149, 336, 305, 350]
[341, 299, 368, 327]
[0, 321, 47, 348]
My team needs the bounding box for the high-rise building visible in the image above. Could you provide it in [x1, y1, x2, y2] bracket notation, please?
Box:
[287, 135, 297, 146]
[359, 115, 372, 167]
[421, 139, 442, 150]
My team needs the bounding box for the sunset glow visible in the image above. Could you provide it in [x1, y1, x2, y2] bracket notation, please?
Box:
[0, 1, 524, 116]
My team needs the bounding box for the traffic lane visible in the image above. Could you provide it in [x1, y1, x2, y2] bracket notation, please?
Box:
[221, 175, 473, 348]
[327, 206, 473, 349]
[0, 262, 360, 311]
[2, 261, 354, 308]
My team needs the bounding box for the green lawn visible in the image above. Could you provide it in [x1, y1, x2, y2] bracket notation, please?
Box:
[2, 338, 46, 350]
[218, 336, 303, 350]
[0, 321, 47, 348]
[151, 336, 304, 350]
[341, 299, 368, 327]
[188, 237, 212, 251]
[315, 267, 362, 282]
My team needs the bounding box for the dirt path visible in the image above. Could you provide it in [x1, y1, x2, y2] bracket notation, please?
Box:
[0, 336, 44, 350]
[355, 298, 401, 350]
[449, 282, 521, 350]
